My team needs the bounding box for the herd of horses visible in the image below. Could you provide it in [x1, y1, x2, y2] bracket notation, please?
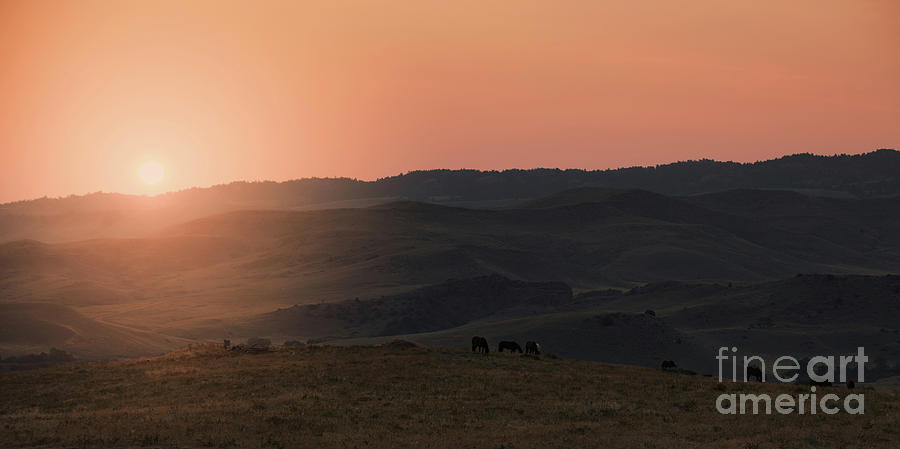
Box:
[471, 336, 540, 355]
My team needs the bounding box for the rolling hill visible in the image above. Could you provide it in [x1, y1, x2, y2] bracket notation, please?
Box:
[237, 275, 573, 340]
[265, 274, 900, 380]
[2, 184, 900, 361]
[0, 302, 185, 359]
[2, 149, 898, 244]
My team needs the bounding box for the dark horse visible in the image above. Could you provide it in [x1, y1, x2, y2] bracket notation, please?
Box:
[471, 336, 489, 354]
[661, 360, 677, 370]
[746, 365, 764, 382]
[525, 341, 541, 355]
[498, 341, 523, 353]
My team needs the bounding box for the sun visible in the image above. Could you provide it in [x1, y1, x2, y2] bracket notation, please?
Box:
[138, 160, 165, 185]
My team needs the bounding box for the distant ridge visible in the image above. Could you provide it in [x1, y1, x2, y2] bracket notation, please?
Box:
[1, 149, 897, 243]
[5, 149, 899, 208]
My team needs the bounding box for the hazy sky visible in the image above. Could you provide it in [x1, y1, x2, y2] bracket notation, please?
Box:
[1, 0, 898, 202]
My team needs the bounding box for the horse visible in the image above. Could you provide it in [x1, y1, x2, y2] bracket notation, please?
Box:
[661, 360, 677, 370]
[525, 341, 541, 355]
[746, 365, 763, 382]
[471, 336, 489, 354]
[498, 341, 523, 353]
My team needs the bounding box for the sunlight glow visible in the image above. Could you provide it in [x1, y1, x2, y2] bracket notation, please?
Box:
[138, 161, 165, 185]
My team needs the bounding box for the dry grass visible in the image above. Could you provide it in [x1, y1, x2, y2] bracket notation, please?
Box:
[1, 344, 899, 448]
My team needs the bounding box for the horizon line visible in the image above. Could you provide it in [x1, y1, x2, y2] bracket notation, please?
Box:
[3, 148, 895, 206]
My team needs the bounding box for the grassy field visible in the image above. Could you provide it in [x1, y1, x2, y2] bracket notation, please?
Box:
[1, 344, 899, 448]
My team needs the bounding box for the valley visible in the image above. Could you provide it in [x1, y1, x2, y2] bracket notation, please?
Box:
[2, 177, 900, 378]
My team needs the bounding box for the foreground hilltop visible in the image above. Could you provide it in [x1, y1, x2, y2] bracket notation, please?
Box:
[1, 344, 898, 448]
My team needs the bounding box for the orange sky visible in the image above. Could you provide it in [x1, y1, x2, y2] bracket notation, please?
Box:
[1, 0, 898, 203]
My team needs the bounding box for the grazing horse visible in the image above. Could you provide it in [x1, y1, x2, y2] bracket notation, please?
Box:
[525, 341, 541, 355]
[498, 341, 523, 353]
[746, 365, 763, 382]
[661, 360, 677, 370]
[471, 336, 489, 354]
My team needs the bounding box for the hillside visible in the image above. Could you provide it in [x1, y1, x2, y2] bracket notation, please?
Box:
[3, 186, 900, 359]
[1, 344, 897, 449]
[2, 149, 898, 243]
[0, 302, 185, 359]
[241, 274, 573, 340]
[322, 275, 900, 380]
